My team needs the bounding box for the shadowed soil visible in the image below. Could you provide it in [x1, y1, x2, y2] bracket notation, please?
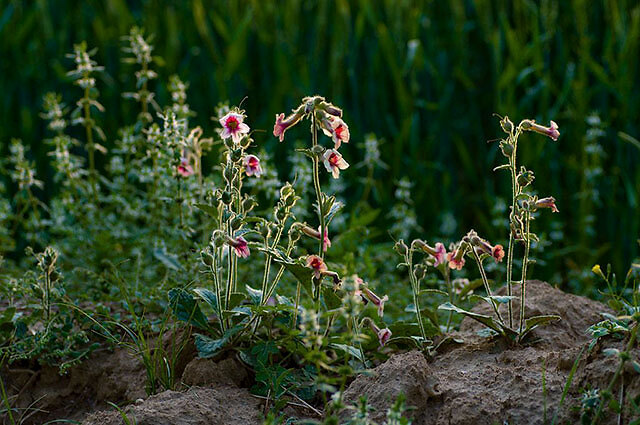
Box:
[343, 280, 640, 425]
[3, 281, 638, 425]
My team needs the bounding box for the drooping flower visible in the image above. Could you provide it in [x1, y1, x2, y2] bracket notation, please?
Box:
[300, 224, 331, 252]
[219, 111, 250, 144]
[377, 327, 392, 346]
[306, 255, 328, 280]
[321, 116, 350, 149]
[227, 236, 250, 258]
[273, 109, 304, 142]
[243, 154, 263, 177]
[467, 232, 504, 263]
[447, 245, 467, 270]
[413, 240, 447, 267]
[322, 149, 349, 179]
[361, 286, 389, 318]
[522, 119, 560, 141]
[364, 318, 392, 347]
[177, 157, 194, 177]
[535, 196, 559, 213]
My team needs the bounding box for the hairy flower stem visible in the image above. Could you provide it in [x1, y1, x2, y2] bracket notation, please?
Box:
[506, 128, 521, 329]
[407, 251, 427, 342]
[82, 84, 97, 203]
[471, 247, 505, 324]
[519, 210, 531, 334]
[444, 268, 454, 332]
[310, 113, 325, 309]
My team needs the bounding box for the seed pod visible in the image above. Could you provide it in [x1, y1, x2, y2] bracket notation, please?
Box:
[220, 191, 233, 205]
[231, 148, 243, 163]
[394, 240, 409, 257]
[201, 250, 214, 266]
[500, 116, 514, 134]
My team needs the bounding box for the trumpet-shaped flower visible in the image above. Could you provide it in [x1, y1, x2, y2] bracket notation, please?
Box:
[227, 236, 250, 258]
[323, 149, 349, 179]
[414, 240, 447, 267]
[273, 110, 304, 142]
[321, 116, 350, 149]
[306, 255, 327, 280]
[219, 112, 250, 144]
[361, 286, 389, 318]
[447, 245, 467, 270]
[300, 224, 331, 252]
[535, 196, 559, 213]
[523, 120, 560, 141]
[177, 158, 194, 177]
[243, 154, 262, 177]
[365, 318, 392, 347]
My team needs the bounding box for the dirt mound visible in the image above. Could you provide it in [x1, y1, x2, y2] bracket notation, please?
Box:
[82, 386, 263, 425]
[4, 347, 147, 424]
[344, 281, 639, 425]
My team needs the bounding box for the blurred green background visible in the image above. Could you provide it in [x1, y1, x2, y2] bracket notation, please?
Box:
[1, 0, 638, 292]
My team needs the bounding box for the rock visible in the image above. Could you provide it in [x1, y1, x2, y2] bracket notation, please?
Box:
[181, 357, 249, 388]
[342, 351, 440, 423]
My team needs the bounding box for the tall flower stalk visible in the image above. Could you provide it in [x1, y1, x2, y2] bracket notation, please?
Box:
[67, 42, 105, 202]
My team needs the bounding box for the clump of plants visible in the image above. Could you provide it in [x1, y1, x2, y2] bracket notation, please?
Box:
[395, 116, 563, 345]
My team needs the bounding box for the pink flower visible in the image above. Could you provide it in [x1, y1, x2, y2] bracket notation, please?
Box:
[243, 154, 262, 177]
[377, 327, 392, 347]
[322, 149, 349, 179]
[365, 318, 392, 347]
[306, 255, 327, 280]
[219, 112, 250, 144]
[469, 234, 504, 264]
[492, 245, 505, 262]
[177, 158, 194, 177]
[361, 286, 389, 318]
[300, 224, 332, 252]
[413, 240, 447, 267]
[273, 110, 304, 142]
[321, 116, 350, 149]
[227, 236, 250, 258]
[535, 196, 559, 213]
[447, 251, 466, 270]
[524, 120, 560, 141]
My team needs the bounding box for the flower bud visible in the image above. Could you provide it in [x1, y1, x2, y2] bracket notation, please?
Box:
[517, 168, 535, 187]
[500, 116, 514, 134]
[394, 240, 408, 257]
[220, 190, 233, 205]
[242, 196, 257, 213]
[311, 144, 325, 155]
[230, 215, 244, 230]
[499, 140, 514, 157]
[212, 230, 225, 247]
[201, 250, 214, 266]
[230, 148, 243, 163]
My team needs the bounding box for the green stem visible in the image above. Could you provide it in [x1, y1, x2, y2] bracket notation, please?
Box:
[407, 251, 427, 342]
[444, 267, 453, 332]
[519, 209, 531, 334]
[471, 247, 505, 324]
[83, 83, 97, 202]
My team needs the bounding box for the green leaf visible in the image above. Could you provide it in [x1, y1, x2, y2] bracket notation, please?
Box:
[228, 292, 246, 309]
[603, 348, 620, 357]
[325, 200, 344, 224]
[258, 247, 314, 298]
[631, 360, 640, 374]
[438, 302, 515, 338]
[518, 315, 561, 341]
[195, 324, 243, 358]
[194, 203, 219, 218]
[245, 285, 263, 304]
[419, 288, 448, 297]
[329, 343, 364, 363]
[322, 285, 342, 310]
[193, 288, 221, 317]
[168, 288, 209, 330]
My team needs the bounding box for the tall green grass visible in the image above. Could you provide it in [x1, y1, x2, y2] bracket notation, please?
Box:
[0, 0, 638, 292]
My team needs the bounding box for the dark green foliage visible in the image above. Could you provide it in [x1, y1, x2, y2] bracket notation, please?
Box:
[1, 1, 639, 289]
